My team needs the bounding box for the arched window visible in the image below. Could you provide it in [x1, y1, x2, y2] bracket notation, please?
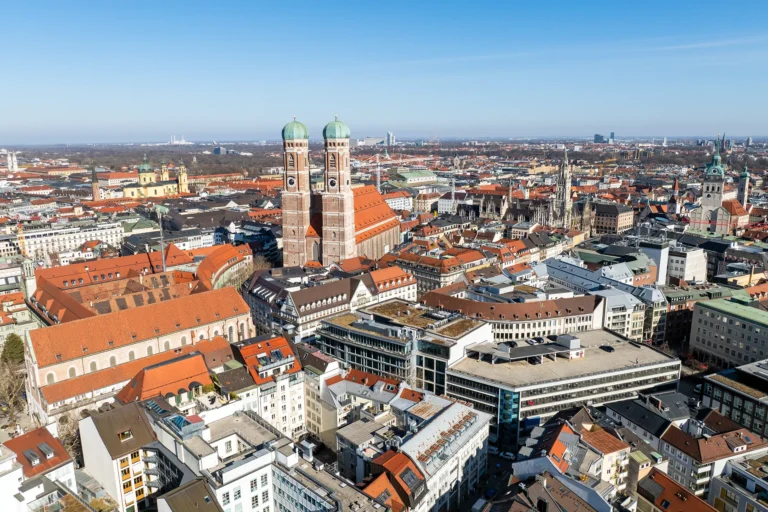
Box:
[329, 154, 337, 170]
[147, 346, 153, 356]
[214, 330, 219, 337]
[68, 367, 76, 379]
[90, 361, 97, 373]
[181, 336, 187, 346]
[228, 326, 233, 341]
[46, 373, 55, 385]
[109, 356, 117, 368]
[164, 341, 171, 351]
[288, 154, 295, 169]
[199, 334, 205, 341]
[128, 351, 135, 362]
[239, 323, 245, 339]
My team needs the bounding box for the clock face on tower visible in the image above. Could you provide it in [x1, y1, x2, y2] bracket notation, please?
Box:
[329, 178, 337, 190]
[287, 177, 296, 189]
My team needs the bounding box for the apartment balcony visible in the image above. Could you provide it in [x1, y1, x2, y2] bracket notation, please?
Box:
[121, 473, 131, 482]
[146, 478, 161, 488]
[143, 456, 158, 465]
[695, 475, 710, 485]
[619, 471, 628, 480]
[145, 468, 160, 476]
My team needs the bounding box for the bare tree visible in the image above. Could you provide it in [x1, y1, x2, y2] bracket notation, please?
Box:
[58, 412, 82, 463]
[253, 254, 272, 270]
[0, 359, 25, 426]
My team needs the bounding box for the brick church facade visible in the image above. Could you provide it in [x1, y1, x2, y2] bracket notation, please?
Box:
[281, 118, 400, 267]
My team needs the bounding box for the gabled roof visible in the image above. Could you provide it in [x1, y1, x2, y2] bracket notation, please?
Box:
[40, 337, 232, 405]
[88, 401, 155, 459]
[638, 468, 716, 512]
[580, 428, 630, 455]
[236, 336, 302, 386]
[115, 353, 213, 403]
[30, 287, 247, 368]
[362, 472, 406, 512]
[3, 427, 71, 478]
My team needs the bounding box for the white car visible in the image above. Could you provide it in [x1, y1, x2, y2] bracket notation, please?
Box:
[487, 446, 499, 455]
[499, 452, 516, 461]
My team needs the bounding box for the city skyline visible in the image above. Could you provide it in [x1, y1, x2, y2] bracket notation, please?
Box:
[4, 0, 768, 144]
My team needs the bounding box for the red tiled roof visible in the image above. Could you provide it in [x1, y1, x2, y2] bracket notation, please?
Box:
[3, 427, 71, 478]
[639, 468, 716, 512]
[581, 429, 630, 454]
[30, 287, 248, 368]
[722, 199, 748, 217]
[115, 353, 213, 403]
[238, 336, 302, 386]
[40, 336, 231, 405]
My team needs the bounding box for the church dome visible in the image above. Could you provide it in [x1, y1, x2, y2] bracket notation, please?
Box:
[323, 117, 350, 140]
[282, 118, 309, 140]
[138, 154, 152, 173]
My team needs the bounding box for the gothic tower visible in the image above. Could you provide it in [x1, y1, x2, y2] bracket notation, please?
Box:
[555, 149, 573, 228]
[690, 139, 726, 232]
[738, 166, 750, 207]
[281, 118, 312, 267]
[177, 161, 189, 193]
[91, 167, 100, 200]
[321, 117, 356, 266]
[669, 178, 682, 214]
[138, 154, 155, 185]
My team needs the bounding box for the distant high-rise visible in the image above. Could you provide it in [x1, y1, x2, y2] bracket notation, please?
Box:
[662, 137, 667, 147]
[386, 131, 396, 146]
[747, 136, 753, 148]
[594, 134, 606, 143]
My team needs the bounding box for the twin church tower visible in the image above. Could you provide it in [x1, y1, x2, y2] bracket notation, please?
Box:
[282, 118, 357, 267]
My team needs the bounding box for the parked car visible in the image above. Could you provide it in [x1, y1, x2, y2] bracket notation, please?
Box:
[600, 345, 615, 353]
[487, 446, 499, 455]
[499, 452, 516, 461]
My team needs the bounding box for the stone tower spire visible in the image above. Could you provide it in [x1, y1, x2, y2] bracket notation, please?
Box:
[281, 117, 311, 267]
[321, 117, 356, 266]
[91, 167, 100, 200]
[738, 165, 751, 207]
[555, 149, 572, 229]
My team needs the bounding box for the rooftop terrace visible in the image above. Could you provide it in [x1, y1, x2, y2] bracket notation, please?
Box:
[449, 330, 678, 389]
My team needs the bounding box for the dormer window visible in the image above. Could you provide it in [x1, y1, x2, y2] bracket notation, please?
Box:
[118, 430, 133, 442]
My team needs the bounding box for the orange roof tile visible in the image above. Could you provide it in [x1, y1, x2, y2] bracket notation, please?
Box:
[580, 429, 630, 454]
[3, 427, 71, 478]
[40, 336, 231, 405]
[362, 473, 405, 512]
[30, 287, 248, 368]
[115, 353, 212, 403]
[238, 336, 302, 385]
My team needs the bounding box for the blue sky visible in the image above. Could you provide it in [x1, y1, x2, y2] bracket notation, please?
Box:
[3, 1, 768, 144]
